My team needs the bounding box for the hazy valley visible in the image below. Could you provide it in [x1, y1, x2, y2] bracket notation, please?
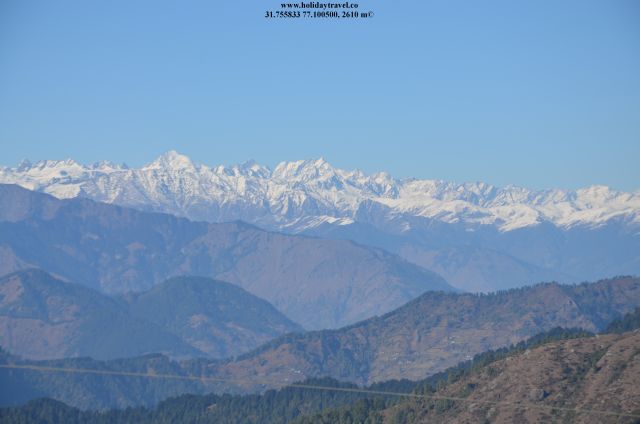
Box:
[0, 184, 452, 330]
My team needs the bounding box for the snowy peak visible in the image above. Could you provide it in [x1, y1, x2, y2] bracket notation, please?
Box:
[0, 152, 638, 232]
[231, 160, 271, 178]
[272, 157, 335, 181]
[90, 160, 127, 171]
[144, 150, 197, 171]
[16, 159, 32, 172]
[34, 158, 82, 170]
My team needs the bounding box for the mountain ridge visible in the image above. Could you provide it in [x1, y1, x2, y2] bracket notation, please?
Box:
[0, 184, 453, 329]
[0, 270, 302, 360]
[0, 269, 201, 360]
[218, 276, 640, 387]
[1, 151, 638, 232]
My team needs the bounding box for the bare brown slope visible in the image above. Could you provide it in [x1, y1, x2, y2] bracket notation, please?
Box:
[384, 331, 640, 424]
[204, 276, 640, 388]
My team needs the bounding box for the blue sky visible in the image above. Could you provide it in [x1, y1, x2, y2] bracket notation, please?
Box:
[1, 0, 639, 190]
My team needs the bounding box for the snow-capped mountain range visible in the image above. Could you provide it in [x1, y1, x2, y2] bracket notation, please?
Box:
[1, 151, 639, 292]
[1, 150, 638, 232]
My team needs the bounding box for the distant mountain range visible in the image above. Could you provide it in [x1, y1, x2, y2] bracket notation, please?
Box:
[2, 151, 638, 291]
[0, 270, 301, 360]
[3, 151, 638, 231]
[0, 184, 452, 330]
[3, 276, 638, 409]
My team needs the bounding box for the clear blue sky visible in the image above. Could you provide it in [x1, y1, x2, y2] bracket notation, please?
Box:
[1, 0, 639, 190]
